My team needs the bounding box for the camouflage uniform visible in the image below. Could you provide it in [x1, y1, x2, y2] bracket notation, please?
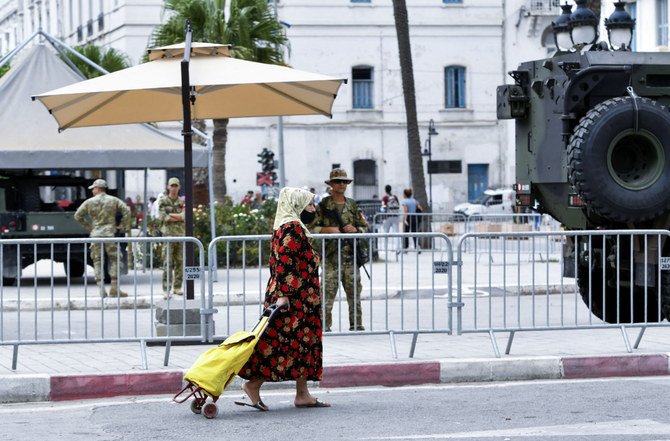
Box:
[74, 191, 131, 296]
[158, 195, 185, 294]
[311, 195, 368, 330]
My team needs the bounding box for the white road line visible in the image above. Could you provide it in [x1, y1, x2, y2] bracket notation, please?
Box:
[361, 419, 670, 439]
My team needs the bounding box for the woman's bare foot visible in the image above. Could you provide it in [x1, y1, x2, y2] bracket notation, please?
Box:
[294, 389, 330, 408]
[242, 381, 262, 404]
[235, 380, 268, 411]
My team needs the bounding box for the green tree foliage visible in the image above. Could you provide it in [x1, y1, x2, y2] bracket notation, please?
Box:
[0, 62, 10, 78]
[65, 44, 130, 78]
[150, 0, 289, 202]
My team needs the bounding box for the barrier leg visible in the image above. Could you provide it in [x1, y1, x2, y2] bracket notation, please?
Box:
[619, 326, 633, 353]
[140, 339, 148, 370]
[12, 344, 18, 370]
[505, 330, 515, 355]
[633, 326, 646, 349]
[409, 332, 419, 358]
[488, 330, 501, 358]
[164, 340, 172, 367]
[389, 331, 398, 359]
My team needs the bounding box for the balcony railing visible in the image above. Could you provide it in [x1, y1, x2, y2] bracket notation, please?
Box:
[526, 0, 561, 16]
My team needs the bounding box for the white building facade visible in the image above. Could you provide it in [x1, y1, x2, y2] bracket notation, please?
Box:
[1, 0, 658, 209]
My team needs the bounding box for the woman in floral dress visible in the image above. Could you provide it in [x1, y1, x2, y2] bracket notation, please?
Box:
[236, 187, 330, 410]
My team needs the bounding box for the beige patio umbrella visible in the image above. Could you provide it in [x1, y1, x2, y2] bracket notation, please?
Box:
[33, 42, 345, 130]
[34, 35, 345, 300]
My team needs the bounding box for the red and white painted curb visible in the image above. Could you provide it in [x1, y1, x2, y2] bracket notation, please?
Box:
[2, 354, 668, 403]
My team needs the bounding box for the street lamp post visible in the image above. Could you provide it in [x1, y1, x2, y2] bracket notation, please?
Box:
[422, 119, 438, 209]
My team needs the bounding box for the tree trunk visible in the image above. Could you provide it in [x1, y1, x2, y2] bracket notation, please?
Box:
[391, 0, 429, 211]
[587, 0, 601, 22]
[212, 117, 229, 202]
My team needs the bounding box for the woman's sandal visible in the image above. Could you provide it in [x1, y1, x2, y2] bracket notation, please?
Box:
[294, 398, 331, 408]
[234, 399, 269, 411]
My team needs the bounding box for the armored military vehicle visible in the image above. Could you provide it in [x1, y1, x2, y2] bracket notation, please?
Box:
[0, 172, 119, 284]
[497, 45, 670, 323]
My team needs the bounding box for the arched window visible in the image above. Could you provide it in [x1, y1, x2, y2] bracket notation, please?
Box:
[352, 66, 374, 109]
[444, 65, 466, 109]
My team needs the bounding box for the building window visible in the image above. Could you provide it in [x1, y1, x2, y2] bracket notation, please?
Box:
[353, 159, 377, 200]
[443, 0, 463, 3]
[352, 66, 373, 109]
[658, 0, 668, 46]
[445, 65, 466, 109]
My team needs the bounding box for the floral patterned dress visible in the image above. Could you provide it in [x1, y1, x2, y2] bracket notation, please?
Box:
[238, 221, 323, 382]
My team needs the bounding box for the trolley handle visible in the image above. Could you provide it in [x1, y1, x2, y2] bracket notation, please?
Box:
[263, 302, 289, 318]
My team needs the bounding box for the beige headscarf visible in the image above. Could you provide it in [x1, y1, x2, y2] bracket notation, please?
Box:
[273, 187, 315, 236]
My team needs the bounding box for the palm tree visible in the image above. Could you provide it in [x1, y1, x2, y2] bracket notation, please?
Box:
[150, 0, 288, 201]
[391, 0, 429, 211]
[64, 44, 130, 78]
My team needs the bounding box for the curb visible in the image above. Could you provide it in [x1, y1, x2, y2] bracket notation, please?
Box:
[1, 353, 668, 403]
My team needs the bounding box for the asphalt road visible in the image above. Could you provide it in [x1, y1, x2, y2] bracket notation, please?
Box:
[2, 377, 670, 441]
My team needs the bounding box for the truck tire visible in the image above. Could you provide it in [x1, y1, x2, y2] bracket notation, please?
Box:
[64, 259, 87, 278]
[577, 262, 661, 323]
[568, 96, 670, 223]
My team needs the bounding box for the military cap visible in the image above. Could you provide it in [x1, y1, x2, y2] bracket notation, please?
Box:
[168, 177, 181, 187]
[325, 168, 353, 185]
[88, 179, 108, 189]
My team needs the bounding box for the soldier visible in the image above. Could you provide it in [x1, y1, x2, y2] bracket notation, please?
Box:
[158, 177, 185, 299]
[74, 179, 131, 298]
[310, 168, 368, 331]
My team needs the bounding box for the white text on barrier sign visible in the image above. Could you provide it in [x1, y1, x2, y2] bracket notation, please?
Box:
[661, 257, 670, 271]
[433, 261, 450, 274]
[185, 266, 202, 280]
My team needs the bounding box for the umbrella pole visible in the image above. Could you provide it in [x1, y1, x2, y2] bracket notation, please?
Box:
[182, 22, 195, 300]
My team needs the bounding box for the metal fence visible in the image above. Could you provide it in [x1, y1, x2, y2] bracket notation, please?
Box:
[207, 232, 454, 357]
[0, 236, 207, 369]
[456, 229, 670, 357]
[3, 228, 670, 370]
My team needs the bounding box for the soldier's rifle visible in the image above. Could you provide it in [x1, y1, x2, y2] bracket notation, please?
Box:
[324, 207, 370, 279]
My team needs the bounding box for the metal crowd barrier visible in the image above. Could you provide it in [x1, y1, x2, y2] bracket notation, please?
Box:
[456, 229, 670, 357]
[463, 213, 562, 260]
[0, 236, 207, 369]
[372, 212, 467, 253]
[207, 232, 453, 358]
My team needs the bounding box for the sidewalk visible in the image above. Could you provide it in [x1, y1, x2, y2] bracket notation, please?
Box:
[1, 325, 668, 403]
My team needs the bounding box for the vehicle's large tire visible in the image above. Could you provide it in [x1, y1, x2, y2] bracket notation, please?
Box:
[577, 262, 661, 323]
[64, 259, 87, 278]
[568, 96, 670, 223]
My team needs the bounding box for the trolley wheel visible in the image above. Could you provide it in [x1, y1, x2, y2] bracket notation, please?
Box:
[202, 403, 218, 419]
[190, 399, 202, 414]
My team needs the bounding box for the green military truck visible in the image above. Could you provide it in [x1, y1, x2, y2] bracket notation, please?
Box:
[497, 48, 670, 323]
[0, 172, 107, 284]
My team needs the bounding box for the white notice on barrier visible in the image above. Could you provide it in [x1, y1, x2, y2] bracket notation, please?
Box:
[433, 261, 450, 274]
[661, 257, 670, 271]
[185, 266, 202, 280]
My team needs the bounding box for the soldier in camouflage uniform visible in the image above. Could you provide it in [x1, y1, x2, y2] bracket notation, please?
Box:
[158, 177, 185, 298]
[310, 168, 368, 331]
[74, 179, 131, 298]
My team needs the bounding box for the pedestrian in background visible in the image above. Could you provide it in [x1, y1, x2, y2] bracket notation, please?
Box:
[158, 177, 185, 299]
[240, 190, 254, 207]
[380, 184, 401, 250]
[74, 179, 131, 298]
[252, 192, 263, 209]
[237, 187, 329, 410]
[310, 168, 368, 332]
[401, 187, 422, 252]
